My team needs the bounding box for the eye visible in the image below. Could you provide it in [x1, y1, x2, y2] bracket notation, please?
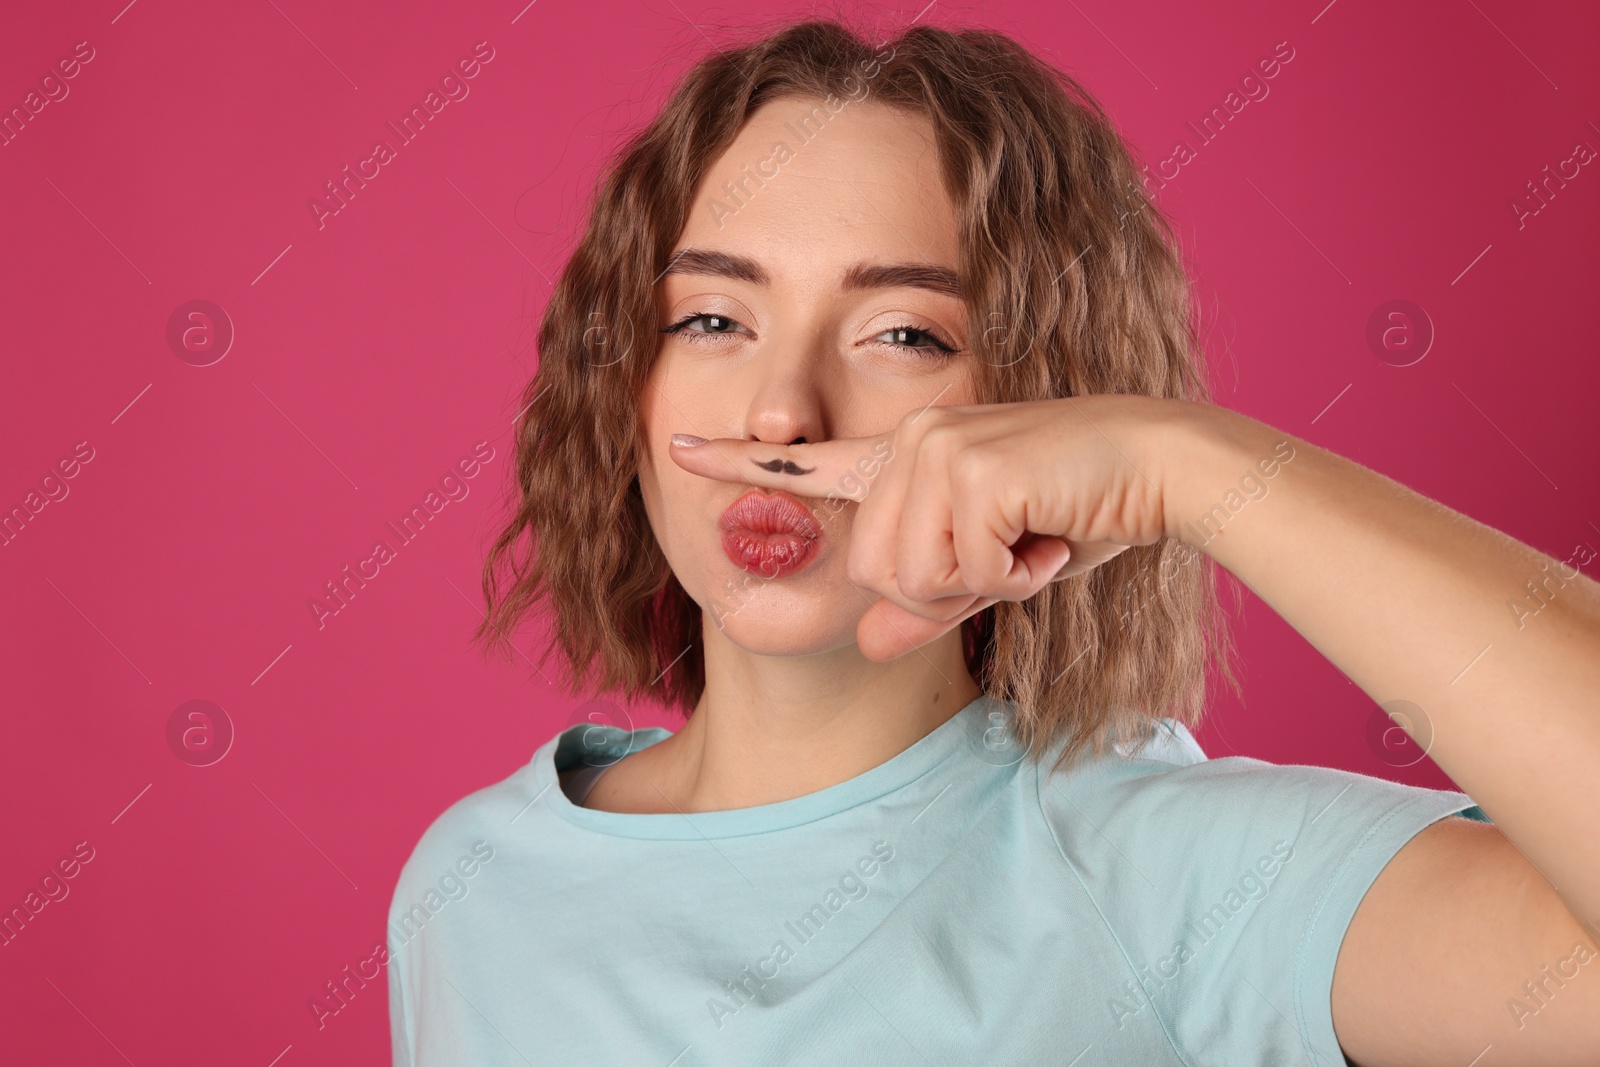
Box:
[659, 311, 750, 343]
[871, 324, 960, 357]
[659, 313, 961, 357]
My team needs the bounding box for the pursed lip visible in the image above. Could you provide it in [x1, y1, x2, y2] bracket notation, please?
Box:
[717, 490, 823, 578]
[717, 489, 823, 537]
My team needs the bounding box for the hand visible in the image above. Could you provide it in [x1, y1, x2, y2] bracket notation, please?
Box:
[668, 395, 1184, 661]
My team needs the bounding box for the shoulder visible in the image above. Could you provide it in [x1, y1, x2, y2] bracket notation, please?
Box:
[384, 745, 555, 1066]
[1030, 724, 1483, 1065]
[387, 741, 556, 925]
[1038, 723, 1475, 847]
[1036, 739, 1479, 919]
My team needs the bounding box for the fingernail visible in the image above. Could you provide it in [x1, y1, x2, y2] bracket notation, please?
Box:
[671, 433, 707, 447]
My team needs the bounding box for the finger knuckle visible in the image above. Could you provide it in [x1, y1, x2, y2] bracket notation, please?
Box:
[919, 419, 961, 454]
[950, 447, 1001, 488]
[897, 570, 943, 602]
[898, 404, 948, 433]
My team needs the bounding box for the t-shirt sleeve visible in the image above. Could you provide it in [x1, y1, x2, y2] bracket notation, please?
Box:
[1038, 752, 1483, 1066]
[388, 934, 412, 1067]
[387, 879, 415, 1067]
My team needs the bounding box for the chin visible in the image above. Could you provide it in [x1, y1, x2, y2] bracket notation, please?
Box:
[698, 573, 861, 656]
[712, 613, 861, 657]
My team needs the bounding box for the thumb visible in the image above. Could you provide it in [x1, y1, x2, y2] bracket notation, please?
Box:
[856, 594, 997, 662]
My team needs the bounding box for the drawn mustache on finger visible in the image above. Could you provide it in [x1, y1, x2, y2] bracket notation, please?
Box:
[754, 457, 815, 475]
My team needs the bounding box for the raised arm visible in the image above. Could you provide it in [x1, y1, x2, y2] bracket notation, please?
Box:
[1159, 399, 1600, 1066]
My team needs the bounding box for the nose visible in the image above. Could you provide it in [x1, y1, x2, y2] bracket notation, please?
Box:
[740, 341, 829, 449]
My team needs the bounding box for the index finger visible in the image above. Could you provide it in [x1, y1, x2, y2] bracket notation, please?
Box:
[667, 432, 897, 503]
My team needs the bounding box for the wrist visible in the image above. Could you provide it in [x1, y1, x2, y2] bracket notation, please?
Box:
[1157, 400, 1291, 548]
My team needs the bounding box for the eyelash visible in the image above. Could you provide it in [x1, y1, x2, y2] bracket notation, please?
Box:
[659, 312, 961, 357]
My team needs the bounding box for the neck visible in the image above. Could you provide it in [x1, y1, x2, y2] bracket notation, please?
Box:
[651, 621, 982, 812]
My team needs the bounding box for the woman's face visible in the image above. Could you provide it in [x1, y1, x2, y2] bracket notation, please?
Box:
[638, 96, 978, 656]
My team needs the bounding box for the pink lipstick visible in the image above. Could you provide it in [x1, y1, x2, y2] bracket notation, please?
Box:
[718, 490, 822, 578]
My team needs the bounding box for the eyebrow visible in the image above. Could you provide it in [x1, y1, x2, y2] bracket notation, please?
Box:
[659, 247, 963, 299]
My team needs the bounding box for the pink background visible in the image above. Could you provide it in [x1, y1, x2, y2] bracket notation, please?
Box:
[2, 0, 1596, 1062]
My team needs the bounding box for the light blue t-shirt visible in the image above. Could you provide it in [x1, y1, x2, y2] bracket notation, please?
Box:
[387, 694, 1484, 1065]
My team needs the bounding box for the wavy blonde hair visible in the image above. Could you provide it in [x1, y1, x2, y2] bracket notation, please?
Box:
[475, 16, 1240, 774]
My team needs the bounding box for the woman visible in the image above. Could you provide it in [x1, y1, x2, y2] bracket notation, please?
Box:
[386, 18, 1600, 1066]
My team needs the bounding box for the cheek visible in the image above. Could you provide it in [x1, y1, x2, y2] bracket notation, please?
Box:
[635, 452, 664, 529]
[949, 364, 981, 405]
[635, 362, 709, 566]
[810, 496, 858, 543]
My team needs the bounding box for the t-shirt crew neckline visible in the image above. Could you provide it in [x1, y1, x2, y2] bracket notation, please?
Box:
[537, 693, 998, 840]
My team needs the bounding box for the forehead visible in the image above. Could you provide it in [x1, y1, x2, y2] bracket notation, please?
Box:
[672, 96, 959, 288]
